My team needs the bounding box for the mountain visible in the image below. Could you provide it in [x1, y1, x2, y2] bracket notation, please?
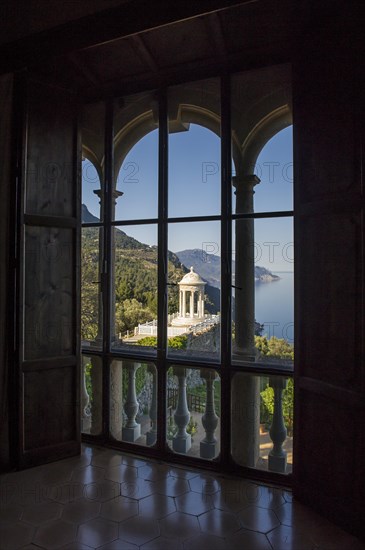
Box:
[176, 249, 280, 288]
[82, 204, 100, 223]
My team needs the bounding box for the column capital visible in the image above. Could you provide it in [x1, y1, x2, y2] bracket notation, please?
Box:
[232, 174, 261, 190]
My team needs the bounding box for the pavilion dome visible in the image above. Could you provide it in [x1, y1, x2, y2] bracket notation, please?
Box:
[179, 266, 205, 285]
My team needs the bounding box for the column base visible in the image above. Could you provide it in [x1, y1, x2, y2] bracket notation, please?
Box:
[122, 425, 141, 442]
[200, 440, 217, 459]
[146, 431, 157, 446]
[172, 434, 191, 454]
[268, 452, 287, 473]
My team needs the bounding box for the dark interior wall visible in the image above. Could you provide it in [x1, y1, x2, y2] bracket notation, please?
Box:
[0, 0, 127, 44]
[0, 74, 13, 470]
[292, 4, 365, 538]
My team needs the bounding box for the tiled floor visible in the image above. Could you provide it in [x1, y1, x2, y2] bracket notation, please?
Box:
[1, 445, 364, 550]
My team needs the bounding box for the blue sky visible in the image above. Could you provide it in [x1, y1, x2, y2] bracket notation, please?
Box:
[82, 124, 293, 271]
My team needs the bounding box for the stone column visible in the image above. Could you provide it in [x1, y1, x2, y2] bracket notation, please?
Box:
[110, 189, 123, 346]
[179, 290, 182, 317]
[231, 174, 261, 468]
[232, 174, 260, 358]
[200, 369, 218, 459]
[200, 291, 205, 318]
[122, 362, 141, 442]
[182, 290, 186, 317]
[190, 290, 194, 318]
[172, 367, 191, 454]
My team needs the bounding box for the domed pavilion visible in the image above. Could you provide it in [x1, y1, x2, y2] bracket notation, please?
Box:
[171, 267, 206, 326]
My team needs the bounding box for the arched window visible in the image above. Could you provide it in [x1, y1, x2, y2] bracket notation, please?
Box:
[80, 64, 294, 478]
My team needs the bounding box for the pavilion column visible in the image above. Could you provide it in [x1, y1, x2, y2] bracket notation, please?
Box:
[231, 174, 261, 468]
[200, 291, 205, 318]
[179, 290, 182, 317]
[182, 290, 186, 317]
[190, 290, 194, 318]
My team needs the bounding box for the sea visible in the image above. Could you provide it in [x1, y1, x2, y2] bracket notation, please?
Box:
[255, 271, 294, 343]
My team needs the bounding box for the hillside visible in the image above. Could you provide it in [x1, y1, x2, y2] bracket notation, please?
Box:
[81, 205, 220, 340]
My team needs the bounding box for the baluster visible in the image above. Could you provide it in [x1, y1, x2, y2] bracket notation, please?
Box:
[81, 358, 91, 432]
[268, 376, 287, 473]
[146, 366, 157, 446]
[200, 369, 219, 458]
[172, 367, 191, 454]
[122, 362, 141, 442]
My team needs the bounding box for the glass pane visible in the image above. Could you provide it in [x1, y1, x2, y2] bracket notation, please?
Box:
[81, 101, 105, 221]
[167, 366, 220, 460]
[81, 226, 103, 350]
[114, 91, 158, 221]
[112, 224, 157, 354]
[81, 355, 103, 436]
[232, 217, 294, 367]
[231, 372, 293, 474]
[231, 64, 292, 214]
[168, 78, 221, 218]
[167, 221, 220, 361]
[110, 360, 157, 447]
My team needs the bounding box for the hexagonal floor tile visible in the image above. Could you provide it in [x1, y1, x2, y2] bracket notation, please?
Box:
[120, 477, 154, 500]
[0, 503, 23, 524]
[104, 464, 138, 484]
[159, 512, 201, 540]
[100, 496, 138, 522]
[81, 479, 121, 503]
[119, 516, 160, 546]
[226, 529, 273, 550]
[175, 491, 213, 516]
[33, 518, 77, 549]
[198, 509, 241, 537]
[267, 524, 318, 550]
[184, 533, 227, 550]
[78, 517, 119, 548]
[138, 463, 171, 482]
[168, 467, 199, 481]
[91, 451, 123, 469]
[98, 540, 138, 550]
[21, 501, 63, 525]
[0, 522, 35, 550]
[138, 493, 176, 519]
[188, 475, 221, 495]
[71, 465, 105, 484]
[61, 499, 101, 524]
[59, 543, 94, 550]
[122, 455, 147, 468]
[141, 535, 184, 549]
[148, 476, 190, 497]
[237, 505, 280, 534]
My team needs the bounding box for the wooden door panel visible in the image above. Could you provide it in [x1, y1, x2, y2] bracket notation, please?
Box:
[18, 74, 80, 468]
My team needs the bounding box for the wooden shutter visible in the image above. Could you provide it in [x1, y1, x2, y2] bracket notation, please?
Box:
[17, 74, 80, 467]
